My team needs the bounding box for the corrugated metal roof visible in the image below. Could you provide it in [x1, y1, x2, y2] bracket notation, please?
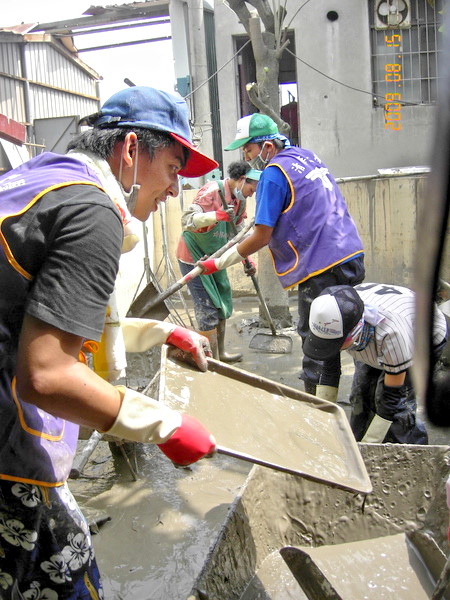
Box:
[31, 1, 170, 34]
[0, 24, 37, 35]
[0, 29, 101, 79]
[0, 30, 100, 127]
[82, 1, 170, 16]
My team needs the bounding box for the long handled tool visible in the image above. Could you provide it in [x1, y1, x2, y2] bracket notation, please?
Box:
[246, 270, 293, 353]
[127, 220, 254, 319]
[70, 430, 139, 481]
[219, 195, 292, 354]
[70, 430, 103, 479]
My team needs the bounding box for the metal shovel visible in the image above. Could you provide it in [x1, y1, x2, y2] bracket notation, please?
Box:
[246, 272, 293, 353]
[127, 222, 254, 319]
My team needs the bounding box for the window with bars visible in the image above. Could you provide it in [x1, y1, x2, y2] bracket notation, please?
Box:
[370, 0, 445, 108]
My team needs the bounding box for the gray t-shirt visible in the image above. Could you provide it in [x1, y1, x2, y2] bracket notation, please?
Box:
[4, 183, 123, 341]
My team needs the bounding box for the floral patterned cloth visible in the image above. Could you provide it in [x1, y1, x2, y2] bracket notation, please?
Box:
[0, 481, 103, 599]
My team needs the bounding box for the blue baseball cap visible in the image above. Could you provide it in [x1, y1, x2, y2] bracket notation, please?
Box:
[88, 86, 218, 178]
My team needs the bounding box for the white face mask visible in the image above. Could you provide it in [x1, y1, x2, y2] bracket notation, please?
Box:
[248, 143, 270, 171]
[118, 142, 141, 214]
[119, 183, 141, 214]
[344, 318, 364, 348]
[234, 180, 245, 202]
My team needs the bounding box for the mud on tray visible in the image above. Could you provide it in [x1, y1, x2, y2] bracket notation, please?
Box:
[156, 346, 372, 494]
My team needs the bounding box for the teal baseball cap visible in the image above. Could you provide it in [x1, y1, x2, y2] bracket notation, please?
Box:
[86, 86, 218, 178]
[245, 168, 262, 181]
[225, 114, 279, 151]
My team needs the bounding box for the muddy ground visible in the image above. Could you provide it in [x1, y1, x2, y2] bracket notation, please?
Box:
[69, 295, 449, 599]
[223, 295, 449, 446]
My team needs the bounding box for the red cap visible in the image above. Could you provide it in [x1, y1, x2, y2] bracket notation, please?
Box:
[170, 132, 218, 177]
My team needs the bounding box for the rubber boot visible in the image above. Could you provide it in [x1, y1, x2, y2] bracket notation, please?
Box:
[217, 319, 243, 363]
[316, 385, 339, 403]
[361, 414, 393, 443]
[303, 380, 316, 396]
[198, 329, 219, 360]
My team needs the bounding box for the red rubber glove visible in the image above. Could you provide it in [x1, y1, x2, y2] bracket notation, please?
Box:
[215, 208, 234, 222]
[197, 257, 219, 275]
[166, 326, 212, 371]
[157, 413, 216, 466]
[197, 245, 244, 276]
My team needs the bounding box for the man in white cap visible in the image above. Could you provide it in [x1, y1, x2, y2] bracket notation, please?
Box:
[198, 113, 365, 403]
[303, 283, 448, 443]
[0, 86, 218, 597]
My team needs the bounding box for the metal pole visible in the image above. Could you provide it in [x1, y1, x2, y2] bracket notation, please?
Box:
[188, 0, 215, 163]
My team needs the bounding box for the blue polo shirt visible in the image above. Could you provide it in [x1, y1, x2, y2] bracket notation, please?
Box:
[254, 166, 289, 227]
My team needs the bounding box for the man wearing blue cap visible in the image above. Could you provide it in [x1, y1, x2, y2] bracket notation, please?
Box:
[198, 113, 365, 403]
[176, 160, 261, 362]
[0, 86, 218, 598]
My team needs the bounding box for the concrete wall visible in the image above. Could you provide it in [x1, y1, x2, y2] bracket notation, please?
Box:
[149, 173, 450, 304]
[213, 0, 438, 179]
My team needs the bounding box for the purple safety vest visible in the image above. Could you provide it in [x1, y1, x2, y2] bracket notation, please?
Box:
[0, 152, 104, 486]
[267, 147, 363, 289]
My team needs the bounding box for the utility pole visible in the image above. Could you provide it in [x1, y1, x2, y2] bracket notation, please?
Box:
[187, 0, 215, 167]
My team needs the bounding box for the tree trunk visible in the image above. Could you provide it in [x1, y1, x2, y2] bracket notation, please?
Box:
[248, 15, 292, 327]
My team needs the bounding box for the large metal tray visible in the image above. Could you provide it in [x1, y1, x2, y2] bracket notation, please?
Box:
[157, 347, 372, 494]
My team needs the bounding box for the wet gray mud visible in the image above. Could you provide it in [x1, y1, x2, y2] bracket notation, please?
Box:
[69, 296, 450, 600]
[70, 441, 252, 599]
[158, 354, 371, 493]
[70, 440, 450, 600]
[191, 444, 450, 600]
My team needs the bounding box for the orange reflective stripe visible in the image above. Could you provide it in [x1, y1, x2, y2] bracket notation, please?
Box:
[270, 240, 299, 277]
[282, 251, 365, 290]
[0, 473, 64, 487]
[84, 573, 101, 600]
[0, 181, 104, 279]
[11, 377, 65, 442]
[266, 163, 295, 213]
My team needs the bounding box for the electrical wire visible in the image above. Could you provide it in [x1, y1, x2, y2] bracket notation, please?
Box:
[285, 47, 421, 107]
[285, 0, 313, 30]
[184, 39, 251, 100]
[184, 27, 420, 109]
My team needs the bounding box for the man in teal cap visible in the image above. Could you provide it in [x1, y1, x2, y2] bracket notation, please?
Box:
[199, 113, 365, 403]
[176, 161, 261, 362]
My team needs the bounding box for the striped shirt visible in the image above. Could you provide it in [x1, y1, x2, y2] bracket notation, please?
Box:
[347, 283, 448, 374]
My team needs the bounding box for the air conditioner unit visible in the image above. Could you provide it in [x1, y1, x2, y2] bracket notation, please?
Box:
[374, 0, 411, 30]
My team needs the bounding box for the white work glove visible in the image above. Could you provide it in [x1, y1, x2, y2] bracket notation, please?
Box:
[121, 318, 175, 352]
[105, 386, 216, 465]
[197, 244, 244, 275]
[192, 209, 234, 228]
[121, 319, 211, 372]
